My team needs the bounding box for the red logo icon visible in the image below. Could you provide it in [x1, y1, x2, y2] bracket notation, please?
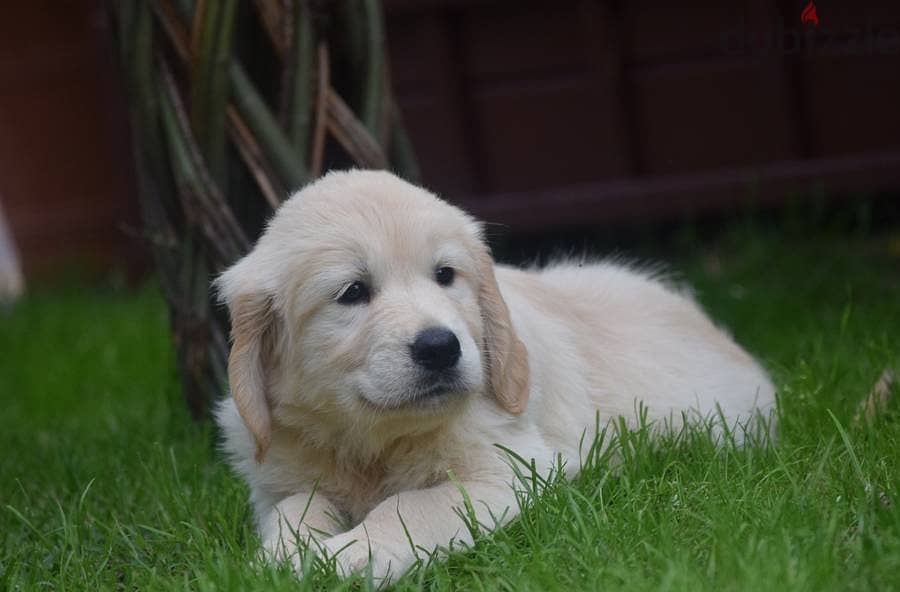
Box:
[801, 1, 819, 26]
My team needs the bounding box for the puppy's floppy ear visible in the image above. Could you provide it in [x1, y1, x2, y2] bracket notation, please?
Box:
[476, 244, 530, 414]
[215, 263, 277, 463]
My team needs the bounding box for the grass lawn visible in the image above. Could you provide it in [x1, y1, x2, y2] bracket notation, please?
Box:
[2, 224, 899, 591]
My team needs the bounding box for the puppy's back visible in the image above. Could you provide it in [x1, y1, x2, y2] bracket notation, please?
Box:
[495, 261, 776, 443]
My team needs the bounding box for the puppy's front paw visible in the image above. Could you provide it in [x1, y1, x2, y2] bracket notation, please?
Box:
[262, 533, 319, 576]
[322, 531, 406, 583]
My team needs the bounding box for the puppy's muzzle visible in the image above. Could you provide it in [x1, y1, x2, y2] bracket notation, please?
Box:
[410, 327, 461, 371]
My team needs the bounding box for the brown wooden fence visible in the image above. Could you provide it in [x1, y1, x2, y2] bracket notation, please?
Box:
[385, 0, 900, 228]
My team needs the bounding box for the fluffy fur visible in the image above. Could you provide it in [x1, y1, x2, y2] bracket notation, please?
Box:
[214, 170, 776, 581]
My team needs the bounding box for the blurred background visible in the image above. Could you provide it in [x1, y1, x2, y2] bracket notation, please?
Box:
[2, 0, 898, 285]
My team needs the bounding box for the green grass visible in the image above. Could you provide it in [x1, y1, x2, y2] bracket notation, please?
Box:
[2, 227, 899, 591]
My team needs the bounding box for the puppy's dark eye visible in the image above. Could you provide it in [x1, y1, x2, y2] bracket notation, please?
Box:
[435, 266, 455, 287]
[337, 281, 370, 305]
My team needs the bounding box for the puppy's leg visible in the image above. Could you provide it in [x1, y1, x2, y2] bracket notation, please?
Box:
[322, 478, 516, 582]
[261, 491, 343, 569]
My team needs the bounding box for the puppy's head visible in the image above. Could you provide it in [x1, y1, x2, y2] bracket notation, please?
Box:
[215, 170, 529, 461]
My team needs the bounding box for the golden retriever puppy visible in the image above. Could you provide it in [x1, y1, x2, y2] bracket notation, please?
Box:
[215, 170, 775, 581]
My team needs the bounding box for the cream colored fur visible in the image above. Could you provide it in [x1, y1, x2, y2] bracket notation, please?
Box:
[214, 170, 776, 582]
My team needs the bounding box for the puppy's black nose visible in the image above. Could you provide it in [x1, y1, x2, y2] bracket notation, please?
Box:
[411, 327, 461, 371]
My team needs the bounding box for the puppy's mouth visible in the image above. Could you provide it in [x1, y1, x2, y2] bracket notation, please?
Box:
[360, 372, 472, 412]
[409, 373, 468, 403]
